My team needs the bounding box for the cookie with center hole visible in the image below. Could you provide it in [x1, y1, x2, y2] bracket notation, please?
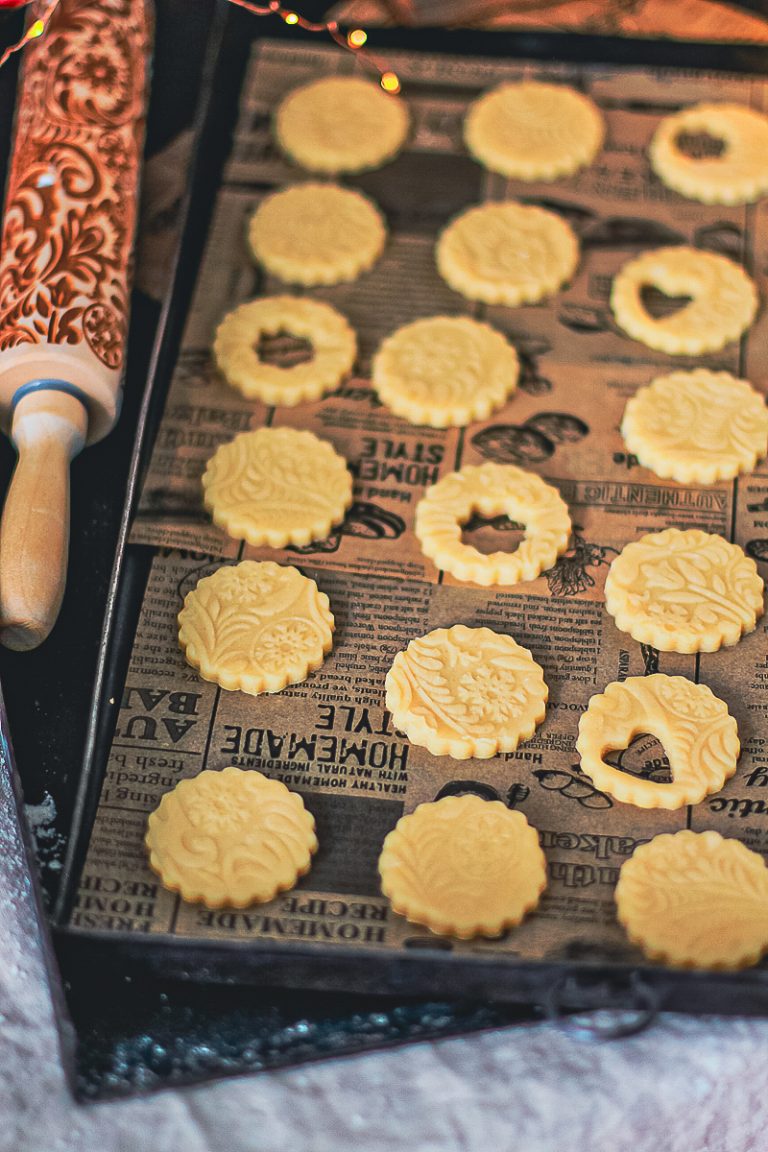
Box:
[610, 245, 757, 355]
[576, 674, 739, 809]
[650, 102, 768, 205]
[415, 461, 571, 586]
[213, 295, 357, 405]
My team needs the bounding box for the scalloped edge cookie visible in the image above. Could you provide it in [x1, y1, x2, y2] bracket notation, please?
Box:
[371, 315, 519, 428]
[146, 768, 318, 908]
[202, 427, 353, 548]
[415, 462, 571, 586]
[379, 795, 547, 938]
[464, 80, 604, 181]
[213, 295, 357, 405]
[275, 75, 410, 174]
[615, 829, 768, 969]
[576, 674, 739, 810]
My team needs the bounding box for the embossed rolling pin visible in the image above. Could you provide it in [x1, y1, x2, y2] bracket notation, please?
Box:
[0, 0, 151, 650]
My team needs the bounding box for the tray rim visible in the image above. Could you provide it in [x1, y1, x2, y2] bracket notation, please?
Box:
[52, 0, 768, 1017]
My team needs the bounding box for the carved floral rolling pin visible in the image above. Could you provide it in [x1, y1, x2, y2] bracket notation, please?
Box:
[0, 0, 151, 650]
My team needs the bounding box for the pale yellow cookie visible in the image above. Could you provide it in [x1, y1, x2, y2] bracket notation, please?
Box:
[371, 315, 519, 428]
[610, 246, 758, 355]
[203, 427, 352, 548]
[622, 369, 768, 485]
[415, 462, 571, 586]
[464, 81, 604, 181]
[385, 624, 548, 759]
[436, 201, 579, 306]
[378, 795, 547, 938]
[615, 830, 768, 969]
[275, 75, 409, 174]
[146, 768, 318, 908]
[213, 295, 357, 406]
[178, 561, 334, 695]
[576, 675, 739, 810]
[650, 102, 768, 205]
[604, 528, 764, 653]
[249, 183, 386, 286]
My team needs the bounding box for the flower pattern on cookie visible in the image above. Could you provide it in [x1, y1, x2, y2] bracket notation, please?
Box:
[576, 674, 739, 809]
[203, 427, 352, 548]
[178, 561, 334, 695]
[378, 795, 547, 938]
[385, 624, 548, 759]
[615, 830, 768, 968]
[621, 369, 768, 485]
[146, 768, 318, 908]
[604, 528, 764, 652]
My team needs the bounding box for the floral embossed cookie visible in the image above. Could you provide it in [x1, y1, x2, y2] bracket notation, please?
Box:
[371, 315, 519, 428]
[415, 462, 571, 586]
[604, 528, 764, 653]
[610, 246, 758, 355]
[146, 768, 318, 908]
[213, 296, 357, 406]
[576, 675, 739, 809]
[203, 427, 353, 548]
[378, 796, 547, 938]
[275, 76, 409, 174]
[650, 103, 768, 205]
[436, 201, 579, 306]
[178, 561, 334, 695]
[464, 81, 604, 181]
[249, 183, 386, 286]
[622, 369, 768, 485]
[385, 624, 548, 759]
[615, 830, 768, 969]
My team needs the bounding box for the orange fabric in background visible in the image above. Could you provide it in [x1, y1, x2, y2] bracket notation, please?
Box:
[330, 0, 768, 42]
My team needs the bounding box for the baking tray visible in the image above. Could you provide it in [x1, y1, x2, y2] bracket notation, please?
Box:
[50, 0, 768, 1017]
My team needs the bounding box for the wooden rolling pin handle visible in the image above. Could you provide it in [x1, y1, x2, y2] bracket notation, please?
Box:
[0, 388, 88, 651]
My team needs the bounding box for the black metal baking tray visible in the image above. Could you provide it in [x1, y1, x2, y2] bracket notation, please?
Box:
[49, 0, 768, 1018]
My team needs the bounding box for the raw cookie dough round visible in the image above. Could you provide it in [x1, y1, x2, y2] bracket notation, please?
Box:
[275, 75, 409, 174]
[615, 830, 768, 969]
[650, 102, 768, 205]
[379, 796, 547, 938]
[203, 427, 353, 548]
[385, 624, 548, 759]
[146, 768, 318, 908]
[371, 315, 519, 428]
[604, 528, 764, 653]
[576, 674, 739, 809]
[464, 80, 604, 181]
[622, 369, 768, 484]
[610, 245, 758, 355]
[213, 295, 357, 405]
[178, 561, 334, 695]
[249, 183, 386, 286]
[415, 461, 571, 586]
[436, 201, 579, 306]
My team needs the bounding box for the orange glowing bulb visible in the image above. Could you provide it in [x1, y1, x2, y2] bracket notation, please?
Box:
[380, 71, 401, 95]
[347, 28, 367, 47]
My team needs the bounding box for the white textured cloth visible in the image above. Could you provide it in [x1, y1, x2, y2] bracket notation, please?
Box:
[3, 758, 768, 1152]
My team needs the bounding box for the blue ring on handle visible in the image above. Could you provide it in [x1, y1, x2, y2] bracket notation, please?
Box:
[10, 378, 90, 416]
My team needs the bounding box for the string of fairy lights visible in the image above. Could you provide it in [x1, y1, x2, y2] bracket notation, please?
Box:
[0, 0, 401, 92]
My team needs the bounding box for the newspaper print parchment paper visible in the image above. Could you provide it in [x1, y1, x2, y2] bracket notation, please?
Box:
[70, 41, 768, 969]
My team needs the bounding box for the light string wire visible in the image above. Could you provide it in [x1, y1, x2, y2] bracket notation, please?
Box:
[0, 0, 61, 72]
[0, 0, 401, 93]
[225, 0, 401, 92]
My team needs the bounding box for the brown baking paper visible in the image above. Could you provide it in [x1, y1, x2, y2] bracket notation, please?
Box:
[69, 42, 768, 969]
